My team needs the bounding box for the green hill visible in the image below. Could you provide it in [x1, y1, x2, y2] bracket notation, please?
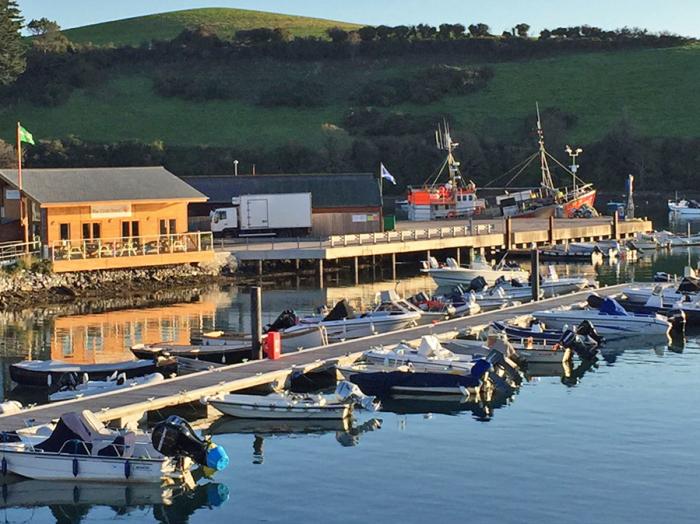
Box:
[4, 44, 700, 148]
[61, 7, 362, 46]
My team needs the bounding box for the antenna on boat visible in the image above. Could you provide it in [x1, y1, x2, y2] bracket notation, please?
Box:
[536, 102, 555, 191]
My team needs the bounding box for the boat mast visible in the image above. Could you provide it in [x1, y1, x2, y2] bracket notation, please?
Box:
[435, 120, 461, 189]
[536, 103, 555, 192]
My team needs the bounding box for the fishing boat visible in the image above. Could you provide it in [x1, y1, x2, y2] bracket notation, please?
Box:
[10, 357, 177, 388]
[532, 295, 673, 337]
[493, 105, 596, 219]
[204, 381, 378, 420]
[280, 294, 421, 342]
[49, 372, 165, 402]
[0, 412, 228, 483]
[406, 121, 486, 221]
[421, 256, 528, 287]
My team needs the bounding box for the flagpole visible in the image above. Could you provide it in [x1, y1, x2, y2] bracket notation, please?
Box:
[378, 163, 384, 231]
[16, 122, 28, 253]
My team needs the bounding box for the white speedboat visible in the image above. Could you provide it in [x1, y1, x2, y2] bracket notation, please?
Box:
[281, 294, 421, 342]
[668, 199, 700, 218]
[538, 266, 594, 297]
[532, 295, 672, 337]
[49, 372, 165, 402]
[363, 335, 479, 373]
[421, 256, 528, 287]
[623, 274, 700, 306]
[0, 411, 228, 483]
[194, 320, 329, 353]
[205, 381, 378, 420]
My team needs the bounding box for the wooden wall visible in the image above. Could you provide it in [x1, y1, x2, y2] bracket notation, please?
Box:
[312, 209, 382, 236]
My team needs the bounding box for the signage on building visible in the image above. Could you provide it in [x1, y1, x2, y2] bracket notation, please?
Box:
[352, 213, 380, 223]
[5, 189, 20, 200]
[90, 204, 132, 218]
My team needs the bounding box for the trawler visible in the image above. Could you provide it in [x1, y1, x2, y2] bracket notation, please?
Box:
[494, 104, 597, 218]
[405, 121, 486, 221]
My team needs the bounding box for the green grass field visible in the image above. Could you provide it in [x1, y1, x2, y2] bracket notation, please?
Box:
[3, 43, 699, 149]
[61, 7, 362, 46]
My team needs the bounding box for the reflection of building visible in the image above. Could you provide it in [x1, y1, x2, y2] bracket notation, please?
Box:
[51, 301, 218, 364]
[0, 167, 214, 272]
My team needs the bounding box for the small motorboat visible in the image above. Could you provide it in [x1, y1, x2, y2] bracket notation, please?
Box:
[407, 291, 480, 320]
[48, 372, 165, 402]
[204, 381, 378, 420]
[421, 256, 528, 287]
[10, 357, 178, 388]
[131, 342, 252, 365]
[668, 199, 700, 219]
[0, 411, 228, 483]
[621, 287, 700, 327]
[539, 243, 604, 264]
[279, 293, 421, 342]
[489, 318, 605, 346]
[532, 295, 673, 337]
[623, 273, 700, 306]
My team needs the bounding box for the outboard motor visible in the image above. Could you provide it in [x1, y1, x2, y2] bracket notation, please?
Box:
[469, 276, 487, 292]
[667, 308, 686, 335]
[559, 329, 598, 361]
[152, 416, 229, 471]
[575, 320, 605, 346]
[50, 371, 81, 394]
[264, 310, 298, 333]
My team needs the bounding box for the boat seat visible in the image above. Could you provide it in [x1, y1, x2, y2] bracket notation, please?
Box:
[96, 432, 136, 458]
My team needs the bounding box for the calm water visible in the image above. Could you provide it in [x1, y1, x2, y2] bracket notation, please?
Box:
[1, 249, 699, 523]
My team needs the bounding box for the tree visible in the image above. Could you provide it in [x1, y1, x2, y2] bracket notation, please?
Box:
[0, 0, 26, 85]
[0, 139, 15, 168]
[326, 26, 348, 43]
[357, 26, 377, 41]
[27, 17, 70, 53]
[468, 23, 491, 38]
[515, 23, 530, 38]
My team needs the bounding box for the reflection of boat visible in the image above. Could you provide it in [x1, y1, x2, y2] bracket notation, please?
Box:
[0, 480, 229, 523]
[421, 256, 528, 287]
[207, 416, 350, 436]
[0, 411, 228, 482]
[10, 357, 178, 387]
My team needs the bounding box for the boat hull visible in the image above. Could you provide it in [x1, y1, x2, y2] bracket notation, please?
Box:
[208, 399, 351, 420]
[426, 268, 526, 287]
[511, 189, 597, 219]
[340, 369, 481, 397]
[533, 311, 670, 337]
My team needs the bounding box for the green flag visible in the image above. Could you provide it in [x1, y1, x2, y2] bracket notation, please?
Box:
[18, 125, 34, 145]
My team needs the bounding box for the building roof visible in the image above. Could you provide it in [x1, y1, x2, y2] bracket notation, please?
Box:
[0, 167, 207, 205]
[180, 173, 381, 209]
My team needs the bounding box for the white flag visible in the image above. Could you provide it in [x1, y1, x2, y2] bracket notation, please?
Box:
[380, 163, 396, 185]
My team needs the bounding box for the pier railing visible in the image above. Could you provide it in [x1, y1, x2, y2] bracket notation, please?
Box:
[0, 239, 42, 265]
[49, 232, 214, 261]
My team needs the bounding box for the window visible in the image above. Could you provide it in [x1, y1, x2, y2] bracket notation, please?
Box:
[59, 223, 70, 241]
[169, 219, 176, 235]
[159, 219, 177, 236]
[121, 220, 140, 239]
[82, 222, 101, 240]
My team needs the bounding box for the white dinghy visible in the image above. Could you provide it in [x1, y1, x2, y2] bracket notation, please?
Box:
[205, 381, 379, 420]
[49, 372, 165, 402]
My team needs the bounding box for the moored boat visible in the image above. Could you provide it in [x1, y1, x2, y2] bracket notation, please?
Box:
[421, 256, 528, 287]
[49, 372, 165, 402]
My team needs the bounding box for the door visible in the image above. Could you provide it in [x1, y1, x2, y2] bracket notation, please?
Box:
[246, 199, 269, 229]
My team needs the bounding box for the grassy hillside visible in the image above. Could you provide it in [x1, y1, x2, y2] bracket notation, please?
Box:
[3, 44, 700, 149]
[61, 8, 362, 46]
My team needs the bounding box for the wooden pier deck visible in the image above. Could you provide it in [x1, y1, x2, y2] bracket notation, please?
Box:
[0, 284, 629, 432]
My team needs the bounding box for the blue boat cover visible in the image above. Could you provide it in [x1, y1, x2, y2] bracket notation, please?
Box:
[600, 298, 629, 316]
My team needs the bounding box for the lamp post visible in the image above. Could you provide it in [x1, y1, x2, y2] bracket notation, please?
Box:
[565, 145, 583, 194]
[234, 160, 239, 176]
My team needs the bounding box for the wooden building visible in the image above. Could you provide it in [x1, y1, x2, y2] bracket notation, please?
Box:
[182, 173, 383, 236]
[0, 167, 214, 272]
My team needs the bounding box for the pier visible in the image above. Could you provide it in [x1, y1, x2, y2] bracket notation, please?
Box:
[217, 217, 651, 283]
[0, 284, 627, 432]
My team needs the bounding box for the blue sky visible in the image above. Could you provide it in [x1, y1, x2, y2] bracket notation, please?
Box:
[16, 0, 699, 36]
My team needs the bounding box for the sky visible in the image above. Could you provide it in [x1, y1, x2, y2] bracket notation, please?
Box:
[15, 0, 700, 37]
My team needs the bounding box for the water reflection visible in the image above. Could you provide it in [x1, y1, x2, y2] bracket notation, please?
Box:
[208, 417, 383, 464]
[0, 479, 228, 523]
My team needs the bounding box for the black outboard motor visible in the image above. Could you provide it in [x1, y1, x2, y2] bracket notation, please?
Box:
[575, 320, 605, 346]
[469, 276, 488, 292]
[152, 416, 228, 471]
[264, 310, 298, 333]
[559, 329, 599, 361]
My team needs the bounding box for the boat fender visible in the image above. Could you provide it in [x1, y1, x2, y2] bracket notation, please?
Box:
[124, 459, 131, 479]
[1, 456, 6, 476]
[72, 458, 79, 477]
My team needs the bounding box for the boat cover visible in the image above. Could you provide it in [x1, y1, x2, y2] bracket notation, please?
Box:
[324, 299, 356, 321]
[599, 298, 629, 316]
[677, 277, 700, 293]
[417, 336, 455, 360]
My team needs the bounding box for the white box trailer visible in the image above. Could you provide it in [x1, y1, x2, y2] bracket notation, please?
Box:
[211, 193, 312, 237]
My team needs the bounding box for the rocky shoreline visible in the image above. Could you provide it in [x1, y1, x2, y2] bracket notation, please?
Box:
[0, 263, 235, 312]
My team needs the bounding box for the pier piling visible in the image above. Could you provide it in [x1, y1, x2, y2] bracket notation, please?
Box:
[531, 249, 540, 302]
[250, 286, 263, 360]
